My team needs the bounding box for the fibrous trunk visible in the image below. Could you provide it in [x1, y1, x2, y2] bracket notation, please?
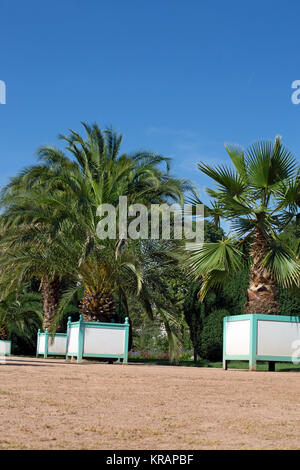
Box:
[244, 230, 280, 315]
[41, 276, 61, 331]
[0, 323, 9, 341]
[79, 288, 116, 322]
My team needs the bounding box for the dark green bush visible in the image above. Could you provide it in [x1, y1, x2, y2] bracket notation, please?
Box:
[278, 287, 300, 316]
[183, 282, 204, 357]
[200, 309, 229, 361]
[183, 269, 249, 359]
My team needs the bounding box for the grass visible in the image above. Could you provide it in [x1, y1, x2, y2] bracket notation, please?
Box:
[10, 353, 300, 371]
[128, 357, 300, 371]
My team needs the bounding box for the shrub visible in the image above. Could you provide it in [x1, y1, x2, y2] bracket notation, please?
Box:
[277, 287, 300, 316]
[183, 282, 204, 357]
[200, 309, 229, 361]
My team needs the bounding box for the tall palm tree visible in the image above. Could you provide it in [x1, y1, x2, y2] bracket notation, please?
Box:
[0, 123, 190, 328]
[0, 173, 75, 330]
[186, 137, 300, 314]
[37, 123, 189, 322]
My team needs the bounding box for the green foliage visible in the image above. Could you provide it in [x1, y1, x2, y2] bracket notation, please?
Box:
[182, 282, 203, 356]
[187, 138, 300, 297]
[184, 221, 227, 357]
[132, 321, 169, 358]
[183, 267, 249, 359]
[128, 240, 192, 363]
[276, 223, 300, 315]
[221, 268, 249, 315]
[200, 309, 229, 361]
[0, 123, 191, 359]
[184, 267, 299, 361]
[186, 238, 244, 300]
[277, 286, 300, 316]
[204, 222, 224, 242]
[0, 285, 43, 354]
[1, 129, 299, 359]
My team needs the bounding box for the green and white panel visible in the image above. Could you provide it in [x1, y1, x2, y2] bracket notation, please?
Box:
[83, 326, 126, 356]
[223, 314, 300, 369]
[67, 325, 80, 356]
[47, 335, 67, 355]
[225, 319, 250, 356]
[37, 334, 46, 355]
[257, 320, 300, 357]
[0, 340, 11, 356]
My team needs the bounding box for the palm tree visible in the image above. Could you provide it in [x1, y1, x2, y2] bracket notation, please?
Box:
[0, 286, 42, 348]
[186, 137, 300, 314]
[0, 123, 190, 329]
[0, 180, 74, 331]
[37, 123, 189, 322]
[0, 224, 72, 330]
[275, 168, 300, 244]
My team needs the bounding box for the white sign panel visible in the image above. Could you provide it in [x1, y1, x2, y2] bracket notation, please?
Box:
[257, 320, 300, 357]
[225, 320, 250, 356]
[83, 327, 125, 356]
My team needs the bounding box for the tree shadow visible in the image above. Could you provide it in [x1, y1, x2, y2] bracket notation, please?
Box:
[3, 357, 66, 366]
[1, 363, 57, 367]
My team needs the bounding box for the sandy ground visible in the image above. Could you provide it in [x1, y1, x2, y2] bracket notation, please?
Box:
[0, 356, 299, 450]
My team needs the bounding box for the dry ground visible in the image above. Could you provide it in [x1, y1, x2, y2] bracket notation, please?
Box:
[0, 356, 299, 450]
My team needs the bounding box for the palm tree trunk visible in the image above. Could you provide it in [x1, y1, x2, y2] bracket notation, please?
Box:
[244, 230, 280, 315]
[79, 288, 116, 322]
[41, 276, 61, 331]
[0, 323, 9, 341]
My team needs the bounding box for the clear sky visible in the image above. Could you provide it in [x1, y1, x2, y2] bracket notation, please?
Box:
[1, 0, 300, 208]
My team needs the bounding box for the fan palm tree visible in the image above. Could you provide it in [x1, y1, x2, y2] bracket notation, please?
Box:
[275, 168, 300, 249]
[186, 137, 300, 314]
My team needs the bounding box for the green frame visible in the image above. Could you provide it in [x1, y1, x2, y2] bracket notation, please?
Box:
[0, 339, 12, 356]
[66, 315, 130, 364]
[36, 329, 67, 358]
[223, 314, 300, 371]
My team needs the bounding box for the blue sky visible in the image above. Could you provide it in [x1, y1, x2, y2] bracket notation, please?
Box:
[1, 0, 300, 209]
